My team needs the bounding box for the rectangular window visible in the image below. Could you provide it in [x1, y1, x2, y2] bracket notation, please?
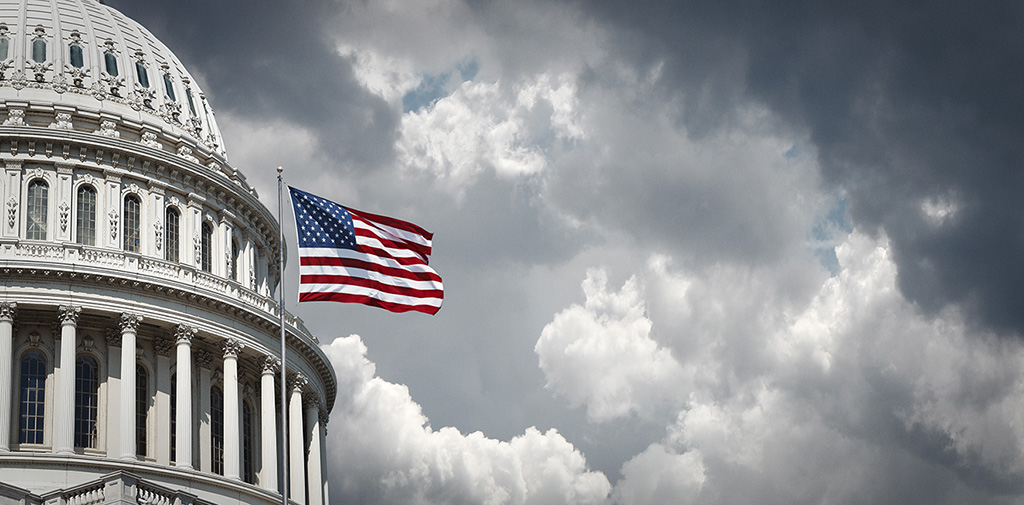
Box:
[76, 186, 96, 246]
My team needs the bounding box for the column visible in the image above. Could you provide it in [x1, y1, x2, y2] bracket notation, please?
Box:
[53, 305, 81, 454]
[106, 329, 122, 458]
[222, 338, 243, 480]
[197, 350, 213, 472]
[319, 411, 329, 505]
[119, 313, 143, 460]
[259, 356, 279, 491]
[288, 374, 308, 505]
[0, 302, 16, 451]
[154, 337, 173, 465]
[304, 395, 324, 505]
[174, 324, 196, 469]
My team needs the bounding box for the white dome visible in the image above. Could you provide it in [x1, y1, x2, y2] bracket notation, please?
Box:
[0, 0, 225, 156]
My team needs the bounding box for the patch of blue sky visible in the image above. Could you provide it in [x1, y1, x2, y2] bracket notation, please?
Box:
[809, 194, 851, 275]
[402, 59, 480, 113]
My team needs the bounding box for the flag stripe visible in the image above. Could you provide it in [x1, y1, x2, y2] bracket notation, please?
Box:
[298, 291, 441, 314]
[300, 274, 444, 298]
[352, 218, 432, 261]
[299, 249, 441, 277]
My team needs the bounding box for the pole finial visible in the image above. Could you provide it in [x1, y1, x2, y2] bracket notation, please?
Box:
[277, 166, 283, 174]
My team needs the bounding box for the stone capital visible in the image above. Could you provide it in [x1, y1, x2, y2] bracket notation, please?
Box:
[58, 305, 81, 326]
[222, 338, 243, 359]
[174, 324, 196, 345]
[0, 301, 16, 322]
[287, 373, 307, 393]
[119, 312, 143, 333]
[260, 355, 280, 375]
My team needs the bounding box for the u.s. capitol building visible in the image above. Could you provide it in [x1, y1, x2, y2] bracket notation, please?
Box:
[0, 0, 335, 504]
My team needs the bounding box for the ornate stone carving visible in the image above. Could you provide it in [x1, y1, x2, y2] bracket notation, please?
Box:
[6, 197, 16, 229]
[27, 331, 41, 347]
[58, 201, 70, 232]
[0, 301, 17, 322]
[66, 63, 90, 89]
[176, 145, 198, 163]
[10, 69, 27, 90]
[260, 356, 280, 374]
[80, 335, 94, 351]
[109, 207, 118, 240]
[288, 373, 308, 392]
[153, 337, 173, 357]
[106, 328, 122, 348]
[3, 108, 25, 125]
[193, 233, 201, 261]
[319, 410, 329, 428]
[119, 312, 143, 332]
[49, 112, 73, 130]
[154, 221, 163, 251]
[58, 305, 81, 325]
[174, 324, 196, 345]
[222, 338, 243, 358]
[140, 131, 162, 149]
[95, 120, 119, 138]
[195, 349, 215, 369]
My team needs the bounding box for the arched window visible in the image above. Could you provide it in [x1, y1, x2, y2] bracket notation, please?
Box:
[123, 194, 141, 252]
[211, 385, 224, 475]
[170, 372, 176, 462]
[242, 399, 255, 484]
[75, 185, 96, 246]
[185, 88, 197, 116]
[231, 238, 240, 282]
[74, 355, 99, 448]
[136, 364, 149, 457]
[69, 44, 84, 68]
[31, 39, 45, 63]
[135, 61, 149, 88]
[163, 74, 176, 102]
[104, 52, 118, 76]
[201, 222, 213, 272]
[165, 207, 180, 262]
[19, 350, 47, 444]
[26, 179, 48, 240]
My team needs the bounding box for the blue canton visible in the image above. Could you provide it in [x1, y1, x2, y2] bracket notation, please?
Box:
[289, 187, 358, 250]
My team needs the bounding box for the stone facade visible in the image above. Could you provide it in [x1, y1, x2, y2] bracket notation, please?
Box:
[0, 1, 334, 504]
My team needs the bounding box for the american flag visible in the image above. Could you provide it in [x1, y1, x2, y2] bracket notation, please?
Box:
[288, 186, 444, 314]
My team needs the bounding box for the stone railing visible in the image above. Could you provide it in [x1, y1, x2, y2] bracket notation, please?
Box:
[1, 241, 318, 343]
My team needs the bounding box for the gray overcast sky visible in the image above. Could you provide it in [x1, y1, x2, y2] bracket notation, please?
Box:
[109, 1, 1024, 504]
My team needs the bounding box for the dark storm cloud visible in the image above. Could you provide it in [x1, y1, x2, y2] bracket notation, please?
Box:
[566, 0, 1024, 335]
[106, 0, 398, 168]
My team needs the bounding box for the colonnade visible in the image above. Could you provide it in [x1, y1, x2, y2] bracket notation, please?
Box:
[0, 301, 327, 505]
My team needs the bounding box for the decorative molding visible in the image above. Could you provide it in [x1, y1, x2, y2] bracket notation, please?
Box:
[58, 304, 81, 325]
[0, 301, 16, 322]
[119, 312, 143, 333]
[79, 335, 95, 352]
[174, 324, 196, 345]
[27, 330, 41, 347]
[3, 108, 25, 125]
[222, 338, 243, 358]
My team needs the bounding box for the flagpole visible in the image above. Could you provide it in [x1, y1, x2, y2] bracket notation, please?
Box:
[277, 166, 289, 505]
